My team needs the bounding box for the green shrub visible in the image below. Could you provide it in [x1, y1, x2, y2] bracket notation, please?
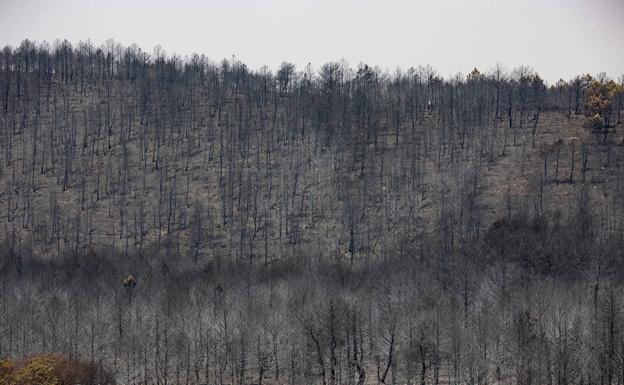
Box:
[13, 355, 58, 385]
[0, 354, 113, 385]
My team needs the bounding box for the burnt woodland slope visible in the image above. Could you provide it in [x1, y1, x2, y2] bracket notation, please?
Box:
[0, 42, 622, 270]
[1, 40, 624, 385]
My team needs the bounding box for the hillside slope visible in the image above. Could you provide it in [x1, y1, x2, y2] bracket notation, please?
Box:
[0, 76, 622, 267]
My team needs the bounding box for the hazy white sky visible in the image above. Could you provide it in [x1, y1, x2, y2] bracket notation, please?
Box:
[0, 0, 622, 83]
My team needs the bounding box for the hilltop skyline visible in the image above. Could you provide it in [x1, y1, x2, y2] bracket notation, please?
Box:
[1, 0, 622, 83]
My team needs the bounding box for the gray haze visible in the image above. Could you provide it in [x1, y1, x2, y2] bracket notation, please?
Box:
[0, 0, 622, 83]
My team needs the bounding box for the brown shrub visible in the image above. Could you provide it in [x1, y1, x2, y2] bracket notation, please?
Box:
[583, 113, 604, 130]
[12, 355, 58, 385]
[54, 355, 98, 385]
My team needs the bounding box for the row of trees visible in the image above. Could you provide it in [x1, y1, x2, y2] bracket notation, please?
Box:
[2, 215, 624, 385]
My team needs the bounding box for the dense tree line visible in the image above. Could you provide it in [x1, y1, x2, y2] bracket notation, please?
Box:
[0, 39, 624, 385]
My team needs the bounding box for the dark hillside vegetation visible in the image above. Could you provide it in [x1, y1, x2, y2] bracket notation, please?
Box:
[0, 39, 624, 385]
